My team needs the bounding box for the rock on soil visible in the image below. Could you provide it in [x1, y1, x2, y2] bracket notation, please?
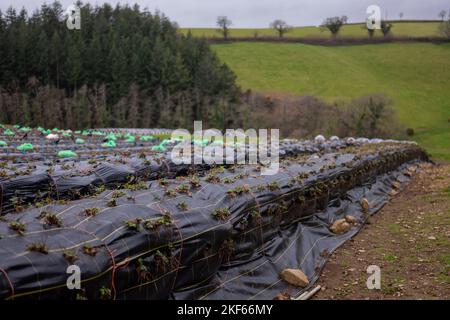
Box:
[330, 219, 351, 234]
[280, 269, 310, 288]
[345, 215, 358, 224]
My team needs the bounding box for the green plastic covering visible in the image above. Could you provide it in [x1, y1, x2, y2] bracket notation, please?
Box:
[0, 140, 7, 147]
[106, 133, 117, 141]
[42, 129, 52, 135]
[160, 139, 170, 147]
[20, 127, 31, 133]
[57, 150, 77, 158]
[140, 135, 154, 142]
[13, 125, 20, 129]
[82, 130, 90, 136]
[193, 139, 209, 146]
[62, 132, 72, 138]
[125, 135, 136, 143]
[17, 143, 34, 151]
[74, 130, 81, 134]
[151, 145, 166, 152]
[75, 138, 85, 144]
[4, 129, 14, 136]
[101, 140, 116, 148]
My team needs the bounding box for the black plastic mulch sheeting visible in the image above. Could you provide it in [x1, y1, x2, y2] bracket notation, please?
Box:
[0, 140, 345, 215]
[0, 143, 428, 300]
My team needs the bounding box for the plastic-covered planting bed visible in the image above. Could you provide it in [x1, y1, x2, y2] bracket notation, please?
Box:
[0, 137, 366, 215]
[0, 142, 428, 300]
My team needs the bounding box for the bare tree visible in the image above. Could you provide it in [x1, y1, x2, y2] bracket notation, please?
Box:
[439, 10, 447, 21]
[216, 16, 232, 40]
[381, 20, 393, 37]
[270, 19, 293, 38]
[439, 20, 450, 38]
[321, 16, 347, 37]
[399, 12, 404, 20]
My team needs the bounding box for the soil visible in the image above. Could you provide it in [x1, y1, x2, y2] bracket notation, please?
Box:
[314, 162, 450, 300]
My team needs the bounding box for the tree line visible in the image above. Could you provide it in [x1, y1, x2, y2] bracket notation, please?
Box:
[0, 1, 240, 130]
[216, 12, 450, 39]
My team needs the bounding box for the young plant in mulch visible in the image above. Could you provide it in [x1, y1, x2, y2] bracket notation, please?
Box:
[68, 189, 82, 200]
[154, 250, 171, 272]
[219, 239, 235, 261]
[111, 191, 126, 198]
[189, 176, 201, 188]
[63, 249, 79, 264]
[176, 201, 188, 211]
[34, 197, 53, 208]
[297, 195, 306, 206]
[42, 213, 62, 228]
[60, 163, 72, 171]
[296, 172, 309, 182]
[176, 184, 191, 195]
[226, 184, 251, 198]
[0, 170, 8, 178]
[138, 152, 147, 159]
[27, 242, 49, 254]
[82, 245, 98, 256]
[239, 217, 249, 230]
[156, 211, 173, 227]
[8, 220, 26, 235]
[98, 286, 112, 300]
[266, 181, 280, 191]
[223, 177, 234, 184]
[164, 188, 177, 197]
[212, 208, 231, 222]
[124, 181, 148, 191]
[94, 185, 106, 195]
[143, 219, 156, 230]
[75, 289, 88, 300]
[205, 173, 221, 184]
[136, 258, 151, 281]
[107, 198, 117, 207]
[85, 207, 100, 217]
[250, 210, 262, 223]
[158, 178, 169, 186]
[10, 196, 24, 213]
[267, 201, 288, 215]
[124, 218, 142, 232]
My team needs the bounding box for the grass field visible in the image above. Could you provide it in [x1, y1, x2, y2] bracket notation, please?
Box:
[181, 21, 443, 39]
[211, 42, 450, 160]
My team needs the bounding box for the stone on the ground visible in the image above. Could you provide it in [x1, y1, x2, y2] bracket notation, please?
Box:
[273, 293, 289, 300]
[388, 189, 399, 197]
[360, 198, 370, 213]
[345, 215, 358, 224]
[280, 269, 309, 288]
[330, 219, 351, 234]
[392, 181, 401, 190]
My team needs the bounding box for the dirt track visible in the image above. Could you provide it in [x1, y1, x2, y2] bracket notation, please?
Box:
[314, 162, 450, 300]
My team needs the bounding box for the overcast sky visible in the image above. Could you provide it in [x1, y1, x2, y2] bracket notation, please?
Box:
[1, 0, 449, 28]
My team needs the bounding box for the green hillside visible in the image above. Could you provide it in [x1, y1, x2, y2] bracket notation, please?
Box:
[181, 21, 442, 38]
[211, 42, 450, 160]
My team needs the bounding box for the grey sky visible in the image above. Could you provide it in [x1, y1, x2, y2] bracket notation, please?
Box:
[1, 0, 449, 28]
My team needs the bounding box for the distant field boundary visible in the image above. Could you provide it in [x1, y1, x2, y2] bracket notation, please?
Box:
[206, 36, 450, 46]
